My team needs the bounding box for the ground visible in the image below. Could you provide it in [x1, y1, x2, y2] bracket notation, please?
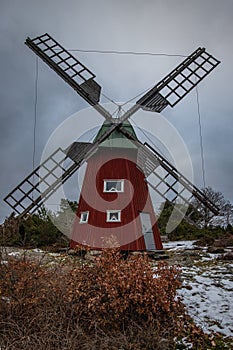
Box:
[163, 240, 233, 338]
[1, 240, 233, 345]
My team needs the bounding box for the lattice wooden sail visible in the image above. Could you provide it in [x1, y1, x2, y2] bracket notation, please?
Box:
[25, 33, 111, 120]
[137, 142, 219, 227]
[4, 143, 93, 217]
[137, 47, 220, 112]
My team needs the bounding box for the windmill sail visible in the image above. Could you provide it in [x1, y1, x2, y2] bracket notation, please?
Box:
[137, 142, 219, 227]
[137, 47, 220, 112]
[25, 33, 112, 120]
[3, 123, 128, 218]
[26, 33, 100, 102]
[116, 123, 219, 227]
[4, 144, 93, 217]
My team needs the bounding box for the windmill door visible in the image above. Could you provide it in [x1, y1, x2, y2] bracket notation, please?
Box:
[140, 212, 156, 251]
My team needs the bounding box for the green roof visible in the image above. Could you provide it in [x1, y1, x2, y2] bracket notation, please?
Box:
[94, 121, 138, 148]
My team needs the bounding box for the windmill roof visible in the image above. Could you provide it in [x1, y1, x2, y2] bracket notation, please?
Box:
[94, 120, 138, 148]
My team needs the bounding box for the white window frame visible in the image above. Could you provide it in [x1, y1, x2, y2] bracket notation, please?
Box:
[80, 211, 89, 224]
[106, 210, 121, 222]
[103, 179, 124, 193]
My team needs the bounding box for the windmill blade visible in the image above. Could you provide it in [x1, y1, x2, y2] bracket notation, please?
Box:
[118, 125, 219, 227]
[3, 144, 94, 217]
[4, 121, 122, 218]
[25, 33, 112, 121]
[136, 47, 220, 112]
[137, 142, 219, 227]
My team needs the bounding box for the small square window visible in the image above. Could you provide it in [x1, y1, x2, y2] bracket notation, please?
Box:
[104, 180, 124, 192]
[106, 210, 121, 222]
[80, 211, 89, 224]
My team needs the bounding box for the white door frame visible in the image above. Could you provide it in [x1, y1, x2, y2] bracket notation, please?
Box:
[140, 212, 156, 251]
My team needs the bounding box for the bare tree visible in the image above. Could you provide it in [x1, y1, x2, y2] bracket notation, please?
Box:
[192, 186, 233, 228]
[223, 202, 233, 227]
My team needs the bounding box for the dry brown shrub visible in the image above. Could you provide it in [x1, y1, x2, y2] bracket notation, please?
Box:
[0, 249, 199, 349]
[65, 250, 184, 331]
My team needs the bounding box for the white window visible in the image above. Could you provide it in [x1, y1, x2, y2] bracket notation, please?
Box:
[104, 180, 124, 192]
[80, 211, 89, 224]
[106, 210, 121, 222]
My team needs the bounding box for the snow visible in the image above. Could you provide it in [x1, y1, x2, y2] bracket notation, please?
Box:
[180, 263, 233, 336]
[164, 240, 233, 337]
[32, 248, 44, 253]
[0, 260, 8, 265]
[7, 251, 21, 256]
[163, 240, 196, 250]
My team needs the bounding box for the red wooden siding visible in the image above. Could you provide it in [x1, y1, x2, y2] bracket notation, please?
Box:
[70, 147, 162, 251]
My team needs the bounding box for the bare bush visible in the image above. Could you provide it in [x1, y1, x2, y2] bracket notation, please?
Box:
[0, 250, 229, 349]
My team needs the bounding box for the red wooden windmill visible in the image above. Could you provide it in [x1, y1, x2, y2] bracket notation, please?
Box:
[69, 120, 162, 250]
[4, 34, 220, 251]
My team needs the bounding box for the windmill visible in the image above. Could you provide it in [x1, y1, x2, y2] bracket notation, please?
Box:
[4, 33, 220, 251]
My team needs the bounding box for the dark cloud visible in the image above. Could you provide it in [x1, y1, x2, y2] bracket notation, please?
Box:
[1, 0, 233, 222]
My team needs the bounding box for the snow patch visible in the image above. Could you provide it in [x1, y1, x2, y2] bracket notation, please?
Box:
[166, 241, 233, 337]
[163, 240, 196, 250]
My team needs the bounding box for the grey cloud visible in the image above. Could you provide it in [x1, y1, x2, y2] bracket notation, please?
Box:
[1, 0, 233, 222]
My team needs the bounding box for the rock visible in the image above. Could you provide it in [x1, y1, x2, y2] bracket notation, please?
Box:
[217, 252, 233, 261]
[195, 237, 215, 247]
[213, 233, 233, 248]
[183, 284, 193, 290]
[207, 246, 225, 254]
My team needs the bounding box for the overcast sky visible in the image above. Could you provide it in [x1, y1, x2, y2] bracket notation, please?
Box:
[1, 0, 233, 223]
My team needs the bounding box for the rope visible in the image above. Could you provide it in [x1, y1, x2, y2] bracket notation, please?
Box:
[130, 118, 169, 161]
[101, 92, 120, 107]
[101, 84, 154, 112]
[33, 57, 38, 170]
[67, 49, 186, 109]
[32, 57, 39, 198]
[196, 85, 206, 188]
[69, 48, 187, 58]
[121, 85, 154, 107]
